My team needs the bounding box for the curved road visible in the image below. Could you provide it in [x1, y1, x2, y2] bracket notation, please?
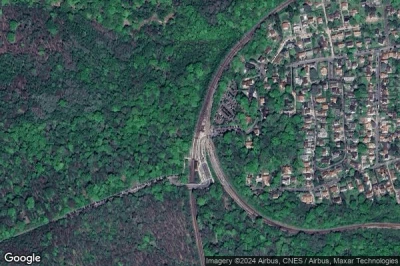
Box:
[208, 139, 400, 234]
[188, 1, 296, 265]
[190, 0, 400, 239]
[193, 0, 296, 137]
[189, 0, 295, 265]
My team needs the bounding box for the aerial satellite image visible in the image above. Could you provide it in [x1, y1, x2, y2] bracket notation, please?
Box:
[0, 0, 400, 265]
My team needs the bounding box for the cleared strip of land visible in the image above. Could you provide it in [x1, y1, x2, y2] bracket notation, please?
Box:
[0, 175, 172, 243]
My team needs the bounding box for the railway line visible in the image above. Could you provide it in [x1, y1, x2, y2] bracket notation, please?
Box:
[188, 0, 400, 249]
[207, 138, 400, 234]
[187, 1, 296, 264]
[192, 0, 297, 141]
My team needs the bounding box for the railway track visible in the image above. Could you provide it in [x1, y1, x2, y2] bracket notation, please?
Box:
[207, 139, 400, 234]
[188, 1, 296, 264]
[193, 0, 296, 139]
[190, 0, 400, 241]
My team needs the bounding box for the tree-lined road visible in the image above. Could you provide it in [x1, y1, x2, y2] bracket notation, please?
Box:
[207, 138, 400, 234]
[189, 0, 400, 244]
[188, 1, 296, 265]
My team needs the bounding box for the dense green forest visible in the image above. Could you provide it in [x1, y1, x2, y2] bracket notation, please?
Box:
[3, 0, 400, 263]
[0, 0, 285, 240]
[0, 182, 197, 265]
[2, 181, 399, 266]
[196, 183, 400, 256]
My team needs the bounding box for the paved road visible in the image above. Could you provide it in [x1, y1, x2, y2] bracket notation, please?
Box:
[289, 55, 346, 67]
[384, 5, 390, 46]
[207, 139, 400, 234]
[187, 1, 296, 264]
[192, 0, 296, 142]
[279, 178, 340, 192]
[373, 158, 400, 170]
[190, 0, 400, 237]
[374, 50, 381, 167]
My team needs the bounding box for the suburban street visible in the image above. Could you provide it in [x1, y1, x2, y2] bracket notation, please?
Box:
[374, 50, 381, 167]
[188, 0, 400, 245]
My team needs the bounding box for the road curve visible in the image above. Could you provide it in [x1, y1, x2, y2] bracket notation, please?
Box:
[207, 139, 400, 234]
[187, 1, 296, 263]
[193, 0, 296, 138]
[193, 0, 400, 235]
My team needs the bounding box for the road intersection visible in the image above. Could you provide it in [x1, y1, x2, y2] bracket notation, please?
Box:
[187, 3, 400, 257]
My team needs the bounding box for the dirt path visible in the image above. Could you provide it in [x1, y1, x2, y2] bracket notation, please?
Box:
[189, 190, 205, 266]
[136, 12, 175, 31]
[0, 175, 172, 243]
